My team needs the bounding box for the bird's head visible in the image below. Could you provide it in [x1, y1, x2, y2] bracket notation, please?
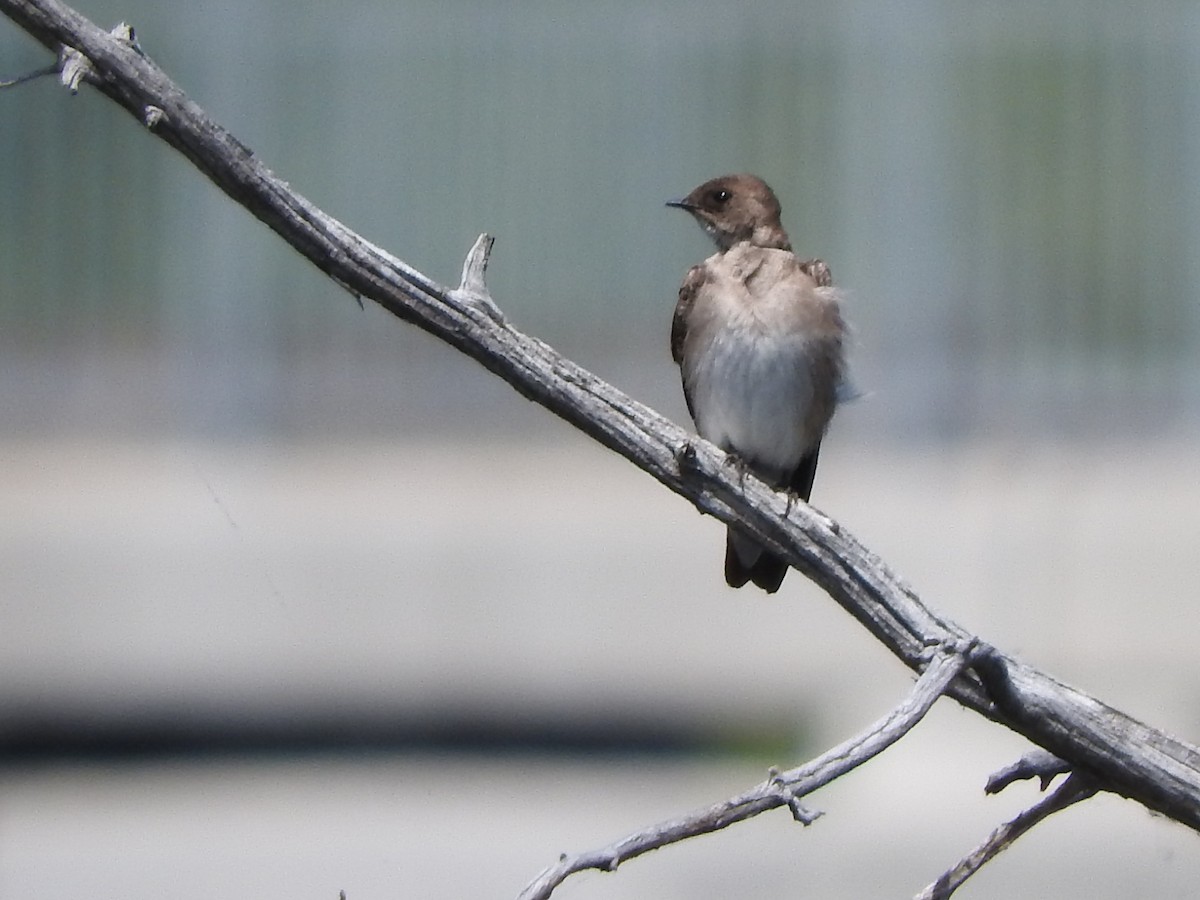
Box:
[666, 174, 791, 251]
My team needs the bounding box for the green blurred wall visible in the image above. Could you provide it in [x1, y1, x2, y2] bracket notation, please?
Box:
[2, 0, 1197, 438]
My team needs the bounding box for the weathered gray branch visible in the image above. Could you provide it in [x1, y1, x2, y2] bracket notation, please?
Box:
[519, 642, 973, 900]
[915, 773, 1098, 900]
[4, 0, 1200, 865]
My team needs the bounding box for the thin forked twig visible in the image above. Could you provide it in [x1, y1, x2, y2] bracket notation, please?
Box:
[517, 640, 976, 900]
[914, 772, 1098, 900]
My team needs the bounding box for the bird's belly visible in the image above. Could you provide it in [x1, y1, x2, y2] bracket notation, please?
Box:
[690, 327, 815, 474]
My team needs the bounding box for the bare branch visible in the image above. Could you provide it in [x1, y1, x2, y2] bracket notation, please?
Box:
[517, 641, 975, 900]
[4, 0, 1200, 835]
[914, 774, 1098, 900]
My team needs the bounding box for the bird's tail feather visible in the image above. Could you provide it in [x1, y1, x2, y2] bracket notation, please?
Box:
[724, 528, 788, 594]
[722, 445, 821, 594]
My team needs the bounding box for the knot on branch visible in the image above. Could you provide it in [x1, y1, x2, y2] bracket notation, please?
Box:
[766, 766, 824, 825]
[968, 642, 1022, 720]
[143, 105, 166, 128]
[920, 636, 978, 669]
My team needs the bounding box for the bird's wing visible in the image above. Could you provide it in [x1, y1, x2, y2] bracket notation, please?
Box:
[672, 263, 710, 421]
[788, 444, 821, 503]
[671, 264, 706, 365]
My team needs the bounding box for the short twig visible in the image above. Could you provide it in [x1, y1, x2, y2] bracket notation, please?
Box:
[986, 748, 1073, 794]
[914, 772, 1098, 900]
[516, 641, 974, 900]
[449, 233, 506, 323]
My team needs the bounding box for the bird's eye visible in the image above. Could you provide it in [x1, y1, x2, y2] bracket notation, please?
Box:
[711, 189, 731, 205]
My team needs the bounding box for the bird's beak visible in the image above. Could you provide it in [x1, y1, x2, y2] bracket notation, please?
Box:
[665, 198, 694, 210]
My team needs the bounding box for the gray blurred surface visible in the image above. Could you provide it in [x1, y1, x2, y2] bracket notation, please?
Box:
[4, 435, 869, 740]
[3, 741, 1200, 900]
[3, 435, 1200, 897]
[6, 434, 1200, 741]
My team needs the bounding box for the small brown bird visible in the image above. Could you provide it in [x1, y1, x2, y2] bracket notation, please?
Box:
[667, 174, 846, 593]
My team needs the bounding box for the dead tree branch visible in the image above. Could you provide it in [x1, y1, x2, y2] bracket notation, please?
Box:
[915, 773, 1099, 900]
[519, 641, 974, 900]
[3, 0, 1200, 871]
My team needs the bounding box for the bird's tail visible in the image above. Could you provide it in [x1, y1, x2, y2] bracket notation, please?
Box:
[721, 447, 821, 594]
[724, 528, 788, 594]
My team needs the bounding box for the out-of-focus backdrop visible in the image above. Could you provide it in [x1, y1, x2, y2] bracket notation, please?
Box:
[3, 2, 1200, 898]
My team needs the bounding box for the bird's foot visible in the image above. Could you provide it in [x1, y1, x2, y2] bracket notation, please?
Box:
[722, 451, 750, 493]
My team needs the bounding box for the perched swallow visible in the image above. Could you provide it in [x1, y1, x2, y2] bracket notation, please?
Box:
[668, 174, 846, 593]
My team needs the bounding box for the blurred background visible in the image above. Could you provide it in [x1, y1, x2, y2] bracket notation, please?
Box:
[3, 1, 1200, 897]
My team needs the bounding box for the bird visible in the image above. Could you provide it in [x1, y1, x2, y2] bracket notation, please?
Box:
[667, 174, 846, 593]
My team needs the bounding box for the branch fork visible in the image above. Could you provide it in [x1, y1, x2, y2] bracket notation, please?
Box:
[517, 641, 974, 900]
[915, 772, 1098, 899]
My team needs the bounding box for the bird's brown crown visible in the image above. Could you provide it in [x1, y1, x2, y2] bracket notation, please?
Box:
[666, 174, 792, 252]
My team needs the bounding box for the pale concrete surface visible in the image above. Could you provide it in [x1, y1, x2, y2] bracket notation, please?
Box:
[2, 434, 1199, 897]
[2, 733, 1198, 900]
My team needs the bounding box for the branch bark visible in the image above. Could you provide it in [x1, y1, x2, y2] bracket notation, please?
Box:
[4, 0, 1200, 836]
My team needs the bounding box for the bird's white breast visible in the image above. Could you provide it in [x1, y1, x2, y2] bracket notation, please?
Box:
[688, 307, 818, 475]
